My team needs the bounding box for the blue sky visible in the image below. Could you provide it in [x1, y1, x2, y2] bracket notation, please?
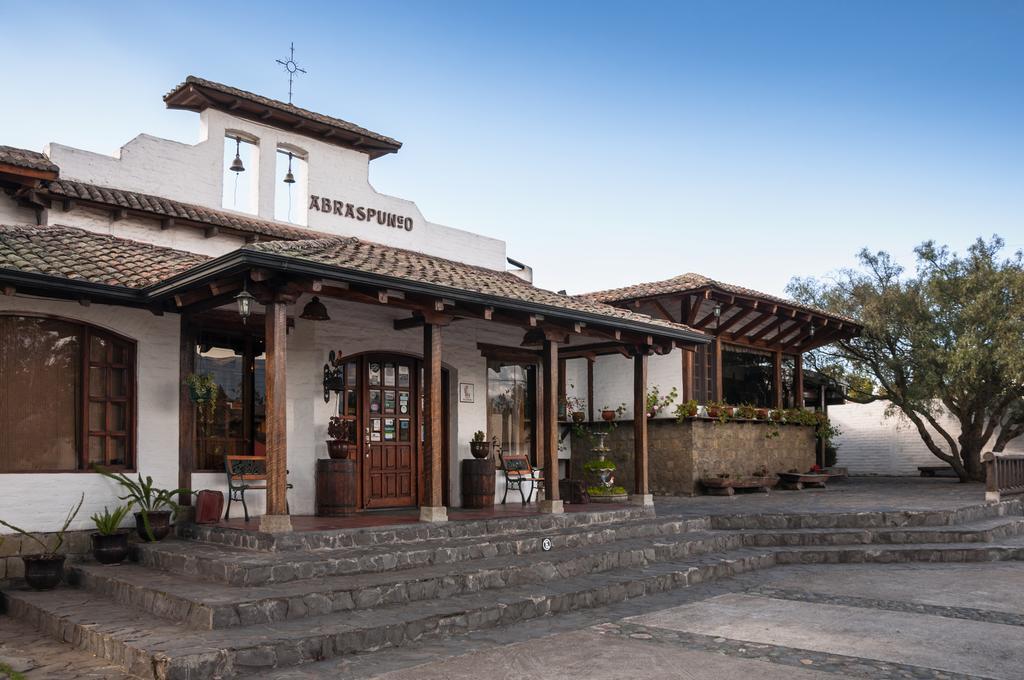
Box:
[2, 1, 1021, 293]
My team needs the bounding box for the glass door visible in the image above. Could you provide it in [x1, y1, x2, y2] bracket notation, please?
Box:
[362, 356, 418, 508]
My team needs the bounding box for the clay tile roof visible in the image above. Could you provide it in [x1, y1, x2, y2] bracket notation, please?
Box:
[164, 76, 401, 158]
[246, 237, 707, 340]
[0, 145, 59, 174]
[42, 179, 327, 242]
[0, 224, 208, 289]
[582, 272, 856, 324]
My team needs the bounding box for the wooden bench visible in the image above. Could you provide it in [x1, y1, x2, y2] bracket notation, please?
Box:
[224, 455, 293, 521]
[500, 453, 544, 505]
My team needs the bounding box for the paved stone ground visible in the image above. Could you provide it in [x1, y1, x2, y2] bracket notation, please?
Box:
[0, 615, 136, 679]
[245, 560, 1024, 679]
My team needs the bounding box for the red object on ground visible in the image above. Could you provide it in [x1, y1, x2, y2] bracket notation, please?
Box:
[195, 490, 225, 524]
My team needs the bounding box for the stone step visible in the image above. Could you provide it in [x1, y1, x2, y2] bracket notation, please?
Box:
[710, 498, 1021, 530]
[178, 505, 660, 551]
[738, 516, 1024, 547]
[135, 515, 710, 586]
[72, 529, 746, 629]
[775, 538, 1024, 565]
[2, 548, 779, 680]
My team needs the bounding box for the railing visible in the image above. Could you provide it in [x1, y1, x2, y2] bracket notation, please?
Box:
[983, 451, 1024, 502]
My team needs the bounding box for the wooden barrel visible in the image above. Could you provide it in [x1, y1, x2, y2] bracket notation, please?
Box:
[461, 458, 496, 509]
[316, 458, 357, 516]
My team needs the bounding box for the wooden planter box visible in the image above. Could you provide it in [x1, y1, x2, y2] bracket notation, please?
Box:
[777, 472, 830, 490]
[701, 475, 777, 496]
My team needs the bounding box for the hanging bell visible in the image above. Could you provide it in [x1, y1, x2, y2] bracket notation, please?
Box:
[283, 152, 296, 184]
[299, 296, 330, 321]
[229, 137, 245, 173]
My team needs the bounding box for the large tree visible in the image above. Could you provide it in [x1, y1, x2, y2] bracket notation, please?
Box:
[787, 236, 1024, 482]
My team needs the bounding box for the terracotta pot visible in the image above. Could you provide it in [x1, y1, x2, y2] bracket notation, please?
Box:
[469, 441, 491, 459]
[135, 510, 172, 542]
[755, 408, 769, 420]
[92, 532, 130, 565]
[721, 407, 735, 417]
[22, 554, 65, 590]
[326, 440, 352, 460]
[706, 406, 722, 418]
[601, 410, 616, 422]
[771, 410, 783, 421]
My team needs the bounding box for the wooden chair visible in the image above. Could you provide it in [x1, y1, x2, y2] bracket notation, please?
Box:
[499, 452, 544, 505]
[224, 455, 293, 521]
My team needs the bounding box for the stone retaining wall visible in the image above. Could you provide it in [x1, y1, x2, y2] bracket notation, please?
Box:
[571, 418, 816, 496]
[0, 529, 93, 587]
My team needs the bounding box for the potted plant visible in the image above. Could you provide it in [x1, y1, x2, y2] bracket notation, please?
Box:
[755, 407, 770, 420]
[327, 416, 353, 460]
[562, 395, 587, 423]
[674, 399, 699, 420]
[184, 373, 218, 422]
[601, 403, 627, 422]
[90, 504, 133, 565]
[0, 493, 83, 590]
[704, 401, 733, 420]
[100, 470, 188, 542]
[735, 404, 757, 420]
[469, 431, 492, 459]
[645, 386, 678, 418]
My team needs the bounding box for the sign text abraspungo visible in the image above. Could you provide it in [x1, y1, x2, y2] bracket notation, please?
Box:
[309, 195, 414, 231]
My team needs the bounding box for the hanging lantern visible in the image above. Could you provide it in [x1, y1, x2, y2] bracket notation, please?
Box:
[300, 296, 330, 321]
[809, 324, 816, 338]
[283, 152, 296, 184]
[713, 303, 722, 318]
[234, 284, 256, 323]
[229, 137, 245, 173]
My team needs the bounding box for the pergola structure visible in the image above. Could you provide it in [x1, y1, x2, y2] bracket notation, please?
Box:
[584, 273, 861, 407]
[142, 238, 710, 531]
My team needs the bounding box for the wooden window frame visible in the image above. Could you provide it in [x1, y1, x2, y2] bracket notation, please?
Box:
[0, 313, 137, 473]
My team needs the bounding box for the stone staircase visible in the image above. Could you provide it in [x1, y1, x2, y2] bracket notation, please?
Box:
[2, 500, 1023, 680]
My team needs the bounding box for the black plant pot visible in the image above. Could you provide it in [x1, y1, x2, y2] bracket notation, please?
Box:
[135, 510, 172, 542]
[469, 441, 491, 459]
[22, 554, 65, 591]
[92, 532, 130, 564]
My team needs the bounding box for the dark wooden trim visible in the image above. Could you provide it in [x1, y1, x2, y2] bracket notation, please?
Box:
[714, 338, 723, 401]
[557, 357, 567, 419]
[541, 338, 560, 502]
[682, 347, 693, 402]
[795, 354, 805, 408]
[477, 342, 540, 363]
[633, 352, 649, 495]
[773, 349, 783, 409]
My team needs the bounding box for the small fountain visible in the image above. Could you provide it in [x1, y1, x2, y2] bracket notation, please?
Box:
[584, 432, 628, 503]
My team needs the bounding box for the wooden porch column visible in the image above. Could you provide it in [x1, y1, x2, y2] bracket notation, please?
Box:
[632, 351, 653, 506]
[420, 321, 447, 522]
[681, 349, 693, 402]
[260, 298, 292, 533]
[773, 350, 783, 409]
[795, 353, 805, 409]
[714, 338, 724, 401]
[540, 337, 562, 513]
[177, 316, 196, 509]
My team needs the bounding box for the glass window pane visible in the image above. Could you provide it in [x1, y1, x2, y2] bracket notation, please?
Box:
[110, 402, 126, 432]
[88, 436, 105, 466]
[89, 402, 106, 432]
[110, 368, 128, 398]
[90, 335, 107, 363]
[111, 343, 128, 365]
[722, 344, 775, 408]
[89, 366, 106, 397]
[487, 360, 535, 464]
[110, 437, 127, 466]
[0, 317, 82, 471]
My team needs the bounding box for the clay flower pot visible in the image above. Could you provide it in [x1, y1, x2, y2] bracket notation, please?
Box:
[326, 440, 351, 460]
[755, 408, 769, 420]
[601, 409, 617, 422]
[92, 532, 130, 565]
[706, 406, 722, 418]
[135, 510, 172, 542]
[469, 441, 491, 459]
[571, 411, 586, 424]
[22, 554, 66, 591]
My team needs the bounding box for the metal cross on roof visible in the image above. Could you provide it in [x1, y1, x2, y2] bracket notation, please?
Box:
[275, 42, 307, 105]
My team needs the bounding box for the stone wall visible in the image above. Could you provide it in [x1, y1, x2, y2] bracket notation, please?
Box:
[571, 418, 816, 496]
[0, 529, 92, 587]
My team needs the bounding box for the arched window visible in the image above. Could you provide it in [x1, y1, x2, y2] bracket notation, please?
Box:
[0, 315, 135, 472]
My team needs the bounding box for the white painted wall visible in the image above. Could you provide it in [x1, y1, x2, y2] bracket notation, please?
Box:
[0, 297, 180, 532]
[46, 109, 508, 269]
[830, 401, 1023, 475]
[589, 349, 685, 421]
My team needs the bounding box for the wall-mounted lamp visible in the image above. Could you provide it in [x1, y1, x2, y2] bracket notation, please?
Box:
[300, 296, 330, 321]
[234, 280, 255, 324]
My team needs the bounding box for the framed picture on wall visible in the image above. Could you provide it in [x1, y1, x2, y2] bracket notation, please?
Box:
[459, 383, 475, 403]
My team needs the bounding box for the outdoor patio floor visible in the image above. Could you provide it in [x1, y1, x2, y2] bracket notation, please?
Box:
[214, 476, 989, 533]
